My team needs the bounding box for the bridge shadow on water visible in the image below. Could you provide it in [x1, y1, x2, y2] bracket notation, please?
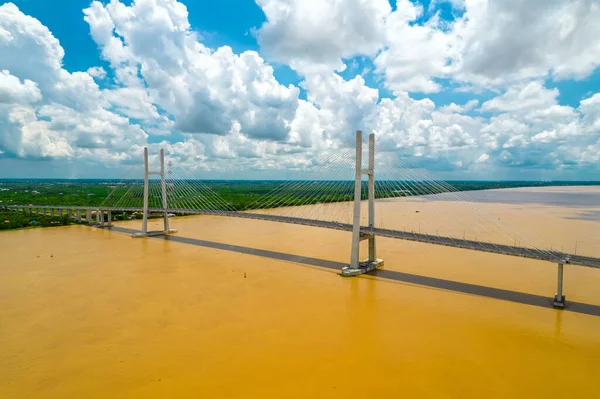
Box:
[111, 226, 600, 318]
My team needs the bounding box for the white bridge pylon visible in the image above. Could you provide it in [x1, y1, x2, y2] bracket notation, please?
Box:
[341, 130, 384, 276]
[134, 147, 178, 237]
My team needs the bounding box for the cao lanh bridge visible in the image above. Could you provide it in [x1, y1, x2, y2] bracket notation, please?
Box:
[3, 131, 599, 308]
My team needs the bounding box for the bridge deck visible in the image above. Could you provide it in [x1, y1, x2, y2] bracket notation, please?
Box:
[5, 205, 600, 269]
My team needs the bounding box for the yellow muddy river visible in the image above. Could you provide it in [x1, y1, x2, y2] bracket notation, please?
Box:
[1, 187, 600, 398]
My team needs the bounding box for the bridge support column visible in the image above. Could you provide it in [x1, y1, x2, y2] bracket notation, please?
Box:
[76, 209, 82, 222]
[160, 149, 170, 233]
[341, 130, 384, 277]
[43, 208, 47, 216]
[553, 263, 566, 308]
[142, 147, 149, 235]
[51, 208, 55, 217]
[107, 210, 112, 227]
[86, 209, 92, 225]
[367, 133, 377, 264]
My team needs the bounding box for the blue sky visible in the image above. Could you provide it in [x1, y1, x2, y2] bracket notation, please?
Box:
[9, 0, 596, 107]
[0, 0, 600, 179]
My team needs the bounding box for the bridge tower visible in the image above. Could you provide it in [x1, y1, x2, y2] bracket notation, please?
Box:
[341, 130, 384, 276]
[135, 147, 177, 237]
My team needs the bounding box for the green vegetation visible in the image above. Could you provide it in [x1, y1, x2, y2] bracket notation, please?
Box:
[0, 180, 111, 208]
[0, 211, 75, 230]
[1, 179, 599, 230]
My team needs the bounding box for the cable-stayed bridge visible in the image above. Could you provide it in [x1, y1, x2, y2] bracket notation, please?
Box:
[3, 131, 599, 309]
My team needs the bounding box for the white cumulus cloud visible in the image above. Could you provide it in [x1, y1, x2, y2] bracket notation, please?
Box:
[0, 0, 599, 179]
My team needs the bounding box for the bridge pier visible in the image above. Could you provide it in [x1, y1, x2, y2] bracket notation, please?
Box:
[86, 209, 92, 225]
[341, 131, 384, 277]
[76, 209, 82, 222]
[553, 263, 566, 308]
[43, 208, 46, 216]
[50, 208, 55, 217]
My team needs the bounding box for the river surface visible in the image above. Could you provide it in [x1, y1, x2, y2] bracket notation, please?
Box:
[1, 186, 600, 398]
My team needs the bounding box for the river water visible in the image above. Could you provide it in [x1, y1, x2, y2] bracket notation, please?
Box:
[1, 186, 600, 398]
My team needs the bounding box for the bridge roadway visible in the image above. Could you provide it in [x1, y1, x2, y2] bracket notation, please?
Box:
[5, 204, 600, 269]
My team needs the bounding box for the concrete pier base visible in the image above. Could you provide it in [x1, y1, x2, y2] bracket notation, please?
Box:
[132, 229, 178, 238]
[553, 295, 566, 309]
[96, 211, 113, 228]
[341, 259, 384, 277]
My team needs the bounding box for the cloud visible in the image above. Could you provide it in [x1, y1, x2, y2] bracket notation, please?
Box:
[580, 93, 600, 132]
[254, 0, 391, 73]
[0, 2, 146, 162]
[0, 70, 42, 104]
[374, 0, 457, 93]
[439, 99, 479, 114]
[475, 87, 600, 172]
[0, 3, 64, 87]
[84, 0, 300, 141]
[103, 87, 160, 120]
[480, 82, 558, 113]
[87, 66, 106, 79]
[253, 0, 600, 93]
[1, 0, 600, 179]
[453, 0, 600, 86]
